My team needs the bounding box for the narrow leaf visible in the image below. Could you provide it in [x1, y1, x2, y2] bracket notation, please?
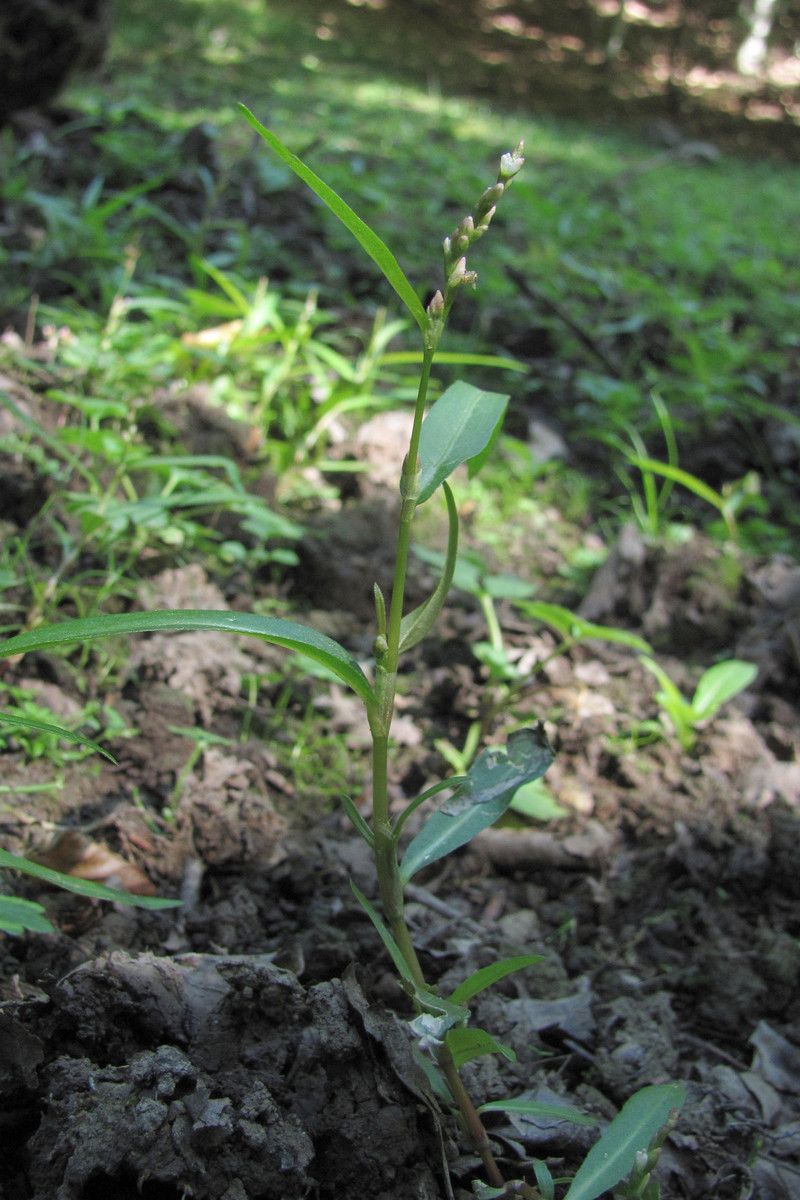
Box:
[340, 795, 374, 848]
[0, 848, 180, 910]
[448, 955, 543, 1006]
[381, 351, 528, 373]
[478, 1098, 598, 1128]
[519, 601, 651, 652]
[400, 726, 554, 883]
[0, 712, 117, 762]
[399, 481, 458, 652]
[445, 1026, 515, 1069]
[393, 775, 467, 838]
[418, 382, 509, 504]
[0, 610, 374, 706]
[238, 106, 427, 332]
[350, 881, 417, 989]
[533, 1159, 556, 1200]
[691, 659, 757, 721]
[564, 1083, 686, 1200]
[623, 453, 727, 512]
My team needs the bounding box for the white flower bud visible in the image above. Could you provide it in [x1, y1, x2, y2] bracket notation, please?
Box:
[500, 141, 525, 181]
[475, 206, 496, 236]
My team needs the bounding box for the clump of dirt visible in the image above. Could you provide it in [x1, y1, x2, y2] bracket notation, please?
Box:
[20, 955, 443, 1200]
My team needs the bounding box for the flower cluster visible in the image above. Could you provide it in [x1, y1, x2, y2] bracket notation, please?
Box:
[426, 141, 524, 339]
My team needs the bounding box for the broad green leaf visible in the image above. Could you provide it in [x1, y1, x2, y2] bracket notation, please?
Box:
[0, 848, 181, 910]
[350, 881, 417, 989]
[417, 382, 509, 504]
[0, 610, 374, 706]
[399, 481, 458, 653]
[564, 1083, 686, 1200]
[0, 894, 55, 936]
[0, 711, 117, 762]
[478, 1098, 598, 1128]
[691, 659, 757, 721]
[448, 955, 544, 1006]
[238, 106, 428, 333]
[519, 602, 651, 652]
[445, 1025, 515, 1069]
[400, 726, 554, 883]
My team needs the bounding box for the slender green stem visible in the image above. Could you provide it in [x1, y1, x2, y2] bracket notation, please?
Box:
[478, 591, 505, 655]
[438, 1042, 507, 1191]
[384, 347, 435, 670]
[368, 336, 508, 1193]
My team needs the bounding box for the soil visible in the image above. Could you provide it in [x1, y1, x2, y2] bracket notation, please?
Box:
[2, 387, 800, 1199]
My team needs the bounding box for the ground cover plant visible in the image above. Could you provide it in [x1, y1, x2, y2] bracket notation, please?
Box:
[0, 118, 687, 1200]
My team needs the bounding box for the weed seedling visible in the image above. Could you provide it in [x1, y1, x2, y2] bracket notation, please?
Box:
[639, 655, 758, 750]
[0, 122, 684, 1197]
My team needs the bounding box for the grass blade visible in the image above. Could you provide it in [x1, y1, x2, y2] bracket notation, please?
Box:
[0, 848, 180, 911]
[0, 712, 117, 762]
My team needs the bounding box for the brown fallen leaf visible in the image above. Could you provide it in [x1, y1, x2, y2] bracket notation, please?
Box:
[32, 831, 156, 896]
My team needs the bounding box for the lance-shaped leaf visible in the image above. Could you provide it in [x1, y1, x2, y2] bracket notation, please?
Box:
[350, 881, 417, 990]
[516, 601, 651, 652]
[417, 381, 509, 504]
[445, 1026, 515, 1070]
[0, 711, 117, 762]
[564, 1082, 686, 1200]
[448, 955, 543, 1006]
[239, 106, 428, 333]
[399, 481, 458, 653]
[0, 848, 180, 911]
[478, 1097, 598, 1127]
[0, 611, 374, 706]
[400, 726, 554, 883]
[691, 659, 757, 721]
